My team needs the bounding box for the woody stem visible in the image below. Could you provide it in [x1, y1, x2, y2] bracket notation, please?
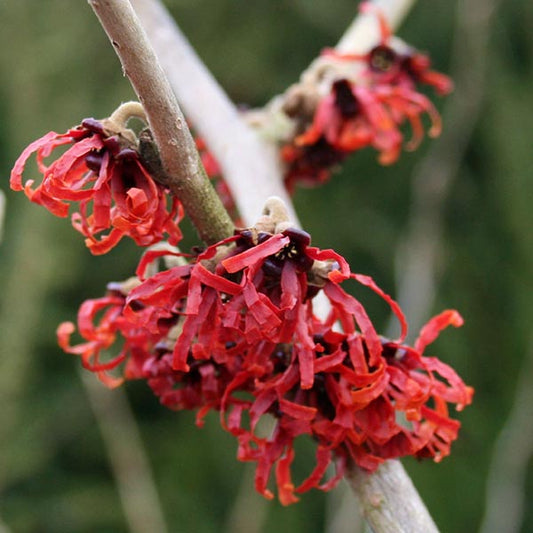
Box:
[88, 0, 234, 245]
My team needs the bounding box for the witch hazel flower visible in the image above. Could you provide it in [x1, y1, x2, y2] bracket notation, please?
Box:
[279, 3, 452, 188]
[328, 2, 453, 95]
[61, 197, 471, 504]
[57, 275, 160, 388]
[10, 102, 183, 254]
[57, 243, 189, 386]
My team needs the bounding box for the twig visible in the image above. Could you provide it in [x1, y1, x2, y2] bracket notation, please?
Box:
[479, 338, 533, 533]
[81, 371, 169, 533]
[88, 0, 234, 244]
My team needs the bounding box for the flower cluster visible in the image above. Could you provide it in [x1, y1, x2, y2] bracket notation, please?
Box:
[10, 104, 183, 254]
[281, 3, 452, 190]
[59, 200, 473, 504]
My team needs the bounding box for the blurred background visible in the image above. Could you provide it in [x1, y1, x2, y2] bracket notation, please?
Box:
[0, 1, 532, 532]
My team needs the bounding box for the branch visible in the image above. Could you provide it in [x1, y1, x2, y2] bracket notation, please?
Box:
[88, 0, 234, 244]
[81, 372, 169, 533]
[336, 0, 416, 54]
[100, 2, 445, 532]
[479, 337, 533, 533]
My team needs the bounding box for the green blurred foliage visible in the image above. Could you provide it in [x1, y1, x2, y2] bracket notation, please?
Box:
[0, 1, 532, 532]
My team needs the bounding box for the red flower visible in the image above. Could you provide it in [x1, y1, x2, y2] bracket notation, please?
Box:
[294, 80, 405, 165]
[57, 286, 158, 388]
[61, 203, 473, 504]
[10, 117, 183, 254]
[280, 138, 347, 193]
[281, 3, 452, 187]
[327, 2, 453, 95]
[292, 75, 444, 167]
[123, 212, 471, 502]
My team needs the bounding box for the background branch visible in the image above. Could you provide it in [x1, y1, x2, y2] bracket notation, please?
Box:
[0, 190, 5, 243]
[479, 337, 533, 533]
[81, 372, 169, 533]
[336, 0, 416, 54]
[386, 0, 501, 338]
[325, 480, 365, 533]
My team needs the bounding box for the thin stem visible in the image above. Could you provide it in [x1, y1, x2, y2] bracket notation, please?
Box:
[88, 0, 234, 245]
[108, 101, 147, 126]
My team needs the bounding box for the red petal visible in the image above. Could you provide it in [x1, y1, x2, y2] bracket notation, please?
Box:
[222, 234, 289, 273]
[193, 263, 241, 296]
[275, 446, 299, 505]
[414, 310, 463, 353]
[296, 446, 331, 493]
[279, 398, 317, 421]
[352, 273, 408, 342]
[324, 280, 382, 365]
[10, 131, 68, 191]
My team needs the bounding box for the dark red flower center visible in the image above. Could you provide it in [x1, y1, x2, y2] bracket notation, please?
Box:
[332, 80, 359, 117]
[368, 45, 398, 73]
[275, 228, 314, 271]
[85, 151, 105, 172]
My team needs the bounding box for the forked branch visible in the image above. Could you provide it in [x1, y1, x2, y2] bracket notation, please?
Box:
[89, 2, 441, 532]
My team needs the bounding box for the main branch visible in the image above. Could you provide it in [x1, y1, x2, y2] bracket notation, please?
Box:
[88, 0, 234, 245]
[93, 2, 442, 532]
